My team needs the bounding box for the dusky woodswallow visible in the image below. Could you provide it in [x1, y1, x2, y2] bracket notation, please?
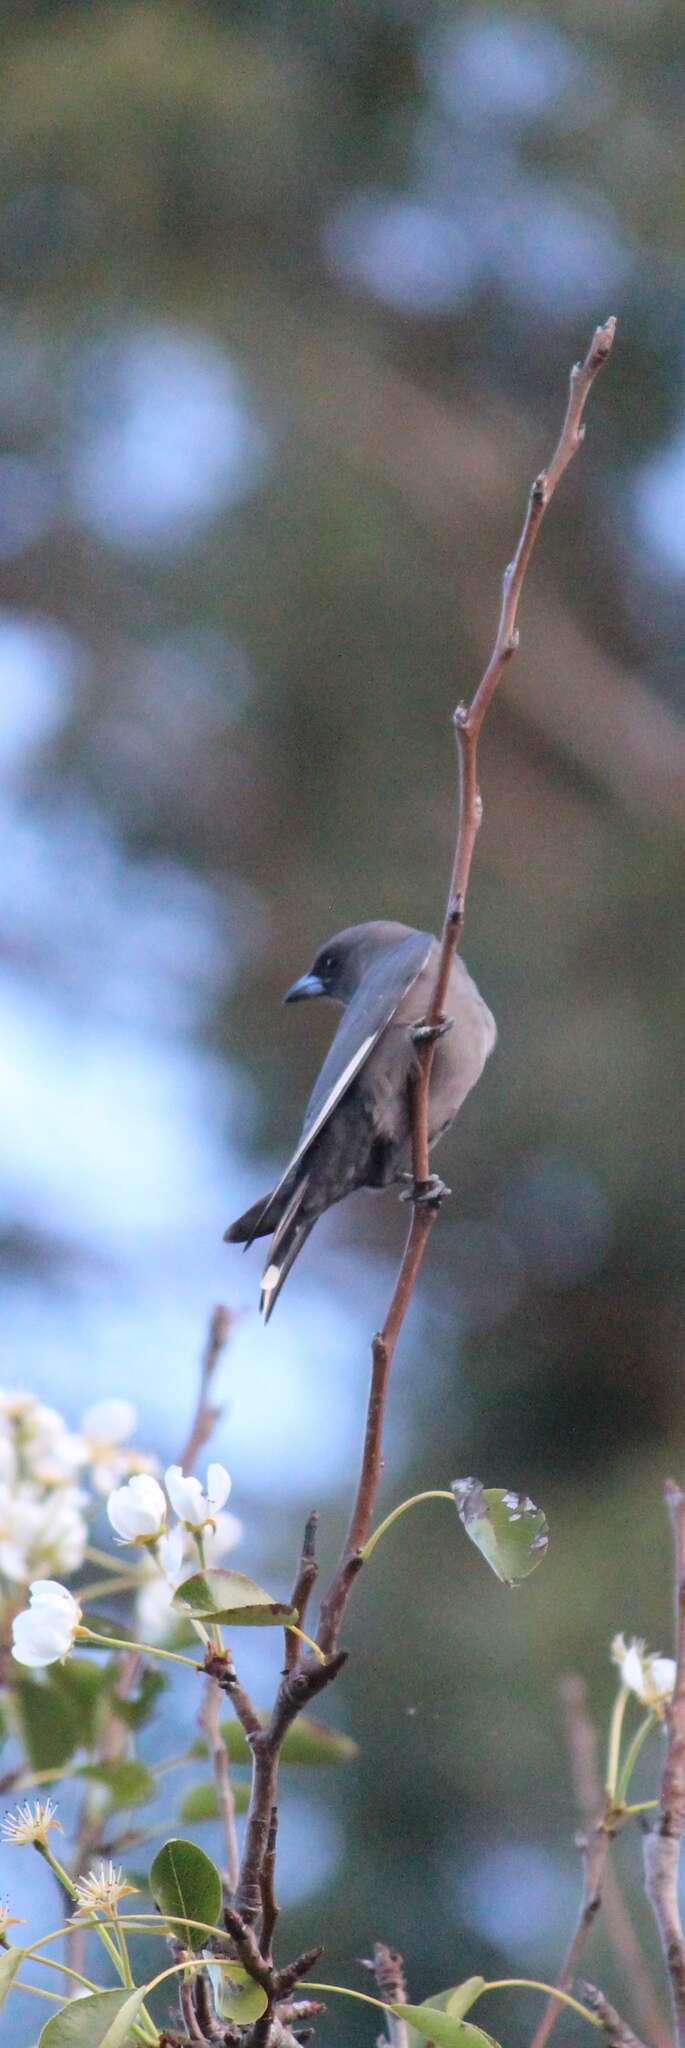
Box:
[225, 920, 496, 1319]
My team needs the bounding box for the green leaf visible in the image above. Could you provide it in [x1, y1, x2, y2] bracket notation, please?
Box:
[0, 1945, 25, 2010]
[14, 1676, 80, 1771]
[180, 1777, 250, 1822]
[79, 1760, 155, 1808]
[51, 1661, 107, 1749]
[452, 1479, 549, 1586]
[208, 1959, 268, 2022]
[173, 1569, 295, 1627]
[110, 1665, 167, 1729]
[394, 2007, 498, 2048]
[149, 1836, 222, 1950]
[405, 1983, 487, 2048]
[38, 1986, 143, 2046]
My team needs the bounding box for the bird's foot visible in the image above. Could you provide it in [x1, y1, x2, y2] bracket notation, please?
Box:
[412, 1015, 454, 1045]
[400, 1173, 451, 1208]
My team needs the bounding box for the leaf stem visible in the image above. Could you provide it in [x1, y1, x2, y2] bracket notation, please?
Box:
[195, 1532, 224, 1653]
[286, 1623, 326, 1663]
[616, 1711, 657, 1803]
[78, 1627, 201, 1669]
[35, 1845, 125, 1982]
[477, 1979, 602, 2027]
[361, 1491, 455, 1562]
[606, 1684, 630, 1799]
[30, 1953, 100, 1994]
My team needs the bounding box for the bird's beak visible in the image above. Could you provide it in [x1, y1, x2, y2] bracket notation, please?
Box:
[283, 971, 325, 1004]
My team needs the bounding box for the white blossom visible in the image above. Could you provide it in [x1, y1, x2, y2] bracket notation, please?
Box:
[0, 1482, 87, 1584]
[0, 1388, 84, 1488]
[1, 1799, 62, 1847]
[107, 1473, 167, 1544]
[611, 1633, 676, 1715]
[12, 1581, 82, 1668]
[81, 1399, 156, 1494]
[164, 1461, 231, 1530]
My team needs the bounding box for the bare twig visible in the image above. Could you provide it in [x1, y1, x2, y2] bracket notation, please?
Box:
[317, 1204, 438, 1657]
[259, 1806, 280, 1962]
[530, 1791, 615, 2048]
[412, 314, 616, 1154]
[565, 1677, 668, 2048]
[581, 1983, 649, 2048]
[531, 1676, 667, 2048]
[231, 317, 616, 2003]
[644, 1482, 685, 2048]
[285, 1511, 319, 1671]
[235, 1649, 347, 1925]
[318, 315, 615, 1664]
[180, 1303, 234, 1474]
[206, 1650, 263, 1746]
[180, 1974, 210, 2041]
[200, 1673, 241, 1896]
[365, 1943, 409, 2048]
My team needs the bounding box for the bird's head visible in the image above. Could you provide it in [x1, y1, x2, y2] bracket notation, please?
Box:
[284, 920, 416, 1008]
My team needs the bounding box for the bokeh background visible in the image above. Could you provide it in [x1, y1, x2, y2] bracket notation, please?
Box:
[1, 1, 684, 2041]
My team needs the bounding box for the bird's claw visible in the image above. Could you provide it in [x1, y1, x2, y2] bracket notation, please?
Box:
[412, 1016, 454, 1045]
[400, 1174, 451, 1208]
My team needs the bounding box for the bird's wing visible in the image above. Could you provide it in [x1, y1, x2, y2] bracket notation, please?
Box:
[249, 929, 434, 1242]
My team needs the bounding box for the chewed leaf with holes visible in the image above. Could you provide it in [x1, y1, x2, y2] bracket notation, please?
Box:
[452, 1478, 548, 1586]
[208, 1962, 268, 2023]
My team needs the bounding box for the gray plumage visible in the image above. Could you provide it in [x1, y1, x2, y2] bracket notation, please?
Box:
[225, 919, 496, 1320]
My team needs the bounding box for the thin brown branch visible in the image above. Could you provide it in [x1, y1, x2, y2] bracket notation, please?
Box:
[285, 1511, 319, 1672]
[259, 1806, 280, 1961]
[231, 317, 616, 1987]
[200, 1673, 241, 1896]
[531, 1674, 625, 2048]
[318, 317, 615, 1666]
[580, 1983, 650, 2048]
[366, 1944, 409, 2048]
[414, 315, 616, 1139]
[317, 1196, 438, 1658]
[205, 1649, 263, 1745]
[235, 1650, 347, 1923]
[531, 1802, 615, 2048]
[179, 1974, 210, 2041]
[179, 1303, 234, 1474]
[644, 1482, 685, 2048]
[559, 1677, 668, 2048]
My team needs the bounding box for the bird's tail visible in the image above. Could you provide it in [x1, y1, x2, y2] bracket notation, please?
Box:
[225, 1173, 313, 1319]
[259, 1173, 313, 1322]
[224, 1193, 276, 1246]
[260, 1212, 315, 1323]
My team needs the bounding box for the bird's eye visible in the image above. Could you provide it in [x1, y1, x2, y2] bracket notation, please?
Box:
[321, 953, 335, 975]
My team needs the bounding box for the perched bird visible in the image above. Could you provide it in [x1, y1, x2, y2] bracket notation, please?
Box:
[225, 920, 496, 1320]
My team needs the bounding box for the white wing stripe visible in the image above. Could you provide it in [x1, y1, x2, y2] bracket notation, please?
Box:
[290, 1034, 376, 1169]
